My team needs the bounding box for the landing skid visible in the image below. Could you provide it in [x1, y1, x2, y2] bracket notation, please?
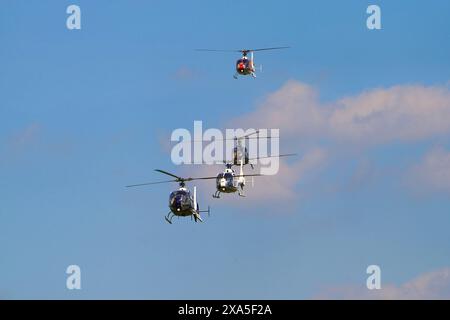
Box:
[193, 214, 203, 223]
[165, 212, 174, 224]
[238, 185, 246, 197]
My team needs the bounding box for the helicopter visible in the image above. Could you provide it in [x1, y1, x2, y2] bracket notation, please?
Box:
[213, 151, 297, 199]
[229, 130, 297, 169]
[195, 46, 290, 79]
[213, 158, 262, 198]
[126, 169, 216, 224]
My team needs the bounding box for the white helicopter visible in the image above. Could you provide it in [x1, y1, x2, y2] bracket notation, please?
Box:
[229, 130, 297, 169]
[195, 46, 290, 79]
[213, 158, 260, 198]
[212, 152, 296, 199]
[126, 169, 214, 224]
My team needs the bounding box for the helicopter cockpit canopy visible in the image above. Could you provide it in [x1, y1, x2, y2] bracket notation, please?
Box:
[233, 146, 249, 164]
[216, 172, 235, 188]
[223, 172, 233, 181]
[169, 190, 191, 208]
[236, 58, 250, 70]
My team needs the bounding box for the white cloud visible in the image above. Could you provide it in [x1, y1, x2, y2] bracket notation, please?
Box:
[228, 80, 450, 199]
[172, 66, 197, 80]
[331, 85, 450, 143]
[233, 81, 450, 144]
[408, 147, 450, 194]
[233, 81, 327, 138]
[8, 123, 41, 150]
[242, 148, 328, 201]
[315, 268, 450, 299]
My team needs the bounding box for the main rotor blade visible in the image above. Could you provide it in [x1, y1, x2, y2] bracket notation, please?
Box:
[238, 130, 259, 139]
[185, 135, 280, 142]
[184, 130, 282, 142]
[154, 169, 184, 180]
[154, 169, 217, 182]
[239, 174, 264, 178]
[248, 153, 297, 161]
[125, 179, 177, 188]
[247, 46, 290, 52]
[195, 49, 241, 53]
[195, 46, 290, 53]
[186, 176, 218, 181]
[244, 136, 279, 140]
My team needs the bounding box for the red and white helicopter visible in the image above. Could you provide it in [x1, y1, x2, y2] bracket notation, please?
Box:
[195, 46, 290, 79]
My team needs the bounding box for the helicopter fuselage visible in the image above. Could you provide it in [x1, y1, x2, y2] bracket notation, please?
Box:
[215, 166, 246, 194]
[169, 188, 197, 216]
[236, 58, 254, 76]
[216, 172, 238, 193]
[232, 146, 250, 166]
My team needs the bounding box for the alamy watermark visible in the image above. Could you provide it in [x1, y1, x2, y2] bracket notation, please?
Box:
[66, 5, 81, 30]
[367, 5, 381, 30]
[66, 265, 81, 290]
[366, 265, 381, 290]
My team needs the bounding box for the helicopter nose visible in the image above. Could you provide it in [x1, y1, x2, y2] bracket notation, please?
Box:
[174, 196, 183, 208]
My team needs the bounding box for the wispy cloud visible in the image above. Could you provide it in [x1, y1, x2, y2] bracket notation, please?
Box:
[2, 123, 75, 161]
[7, 123, 42, 151]
[233, 80, 450, 144]
[407, 147, 450, 194]
[229, 80, 450, 199]
[244, 148, 328, 201]
[172, 66, 198, 81]
[314, 268, 450, 299]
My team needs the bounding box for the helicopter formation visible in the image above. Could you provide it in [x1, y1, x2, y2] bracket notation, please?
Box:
[127, 46, 293, 224]
[127, 130, 296, 224]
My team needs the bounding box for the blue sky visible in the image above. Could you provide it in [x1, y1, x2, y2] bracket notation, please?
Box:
[1, 0, 450, 299]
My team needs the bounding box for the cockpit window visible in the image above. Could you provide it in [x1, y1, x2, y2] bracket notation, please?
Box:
[224, 173, 233, 180]
[237, 59, 249, 66]
[170, 190, 190, 199]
